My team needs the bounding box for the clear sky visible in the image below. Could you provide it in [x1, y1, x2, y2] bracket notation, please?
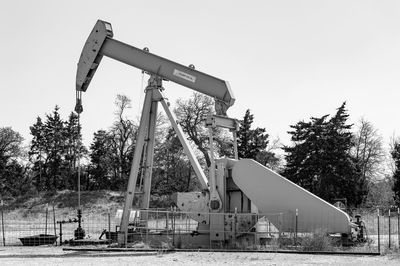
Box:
[1, 0, 399, 150]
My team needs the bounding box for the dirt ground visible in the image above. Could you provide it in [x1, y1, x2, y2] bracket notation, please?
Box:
[0, 247, 399, 266]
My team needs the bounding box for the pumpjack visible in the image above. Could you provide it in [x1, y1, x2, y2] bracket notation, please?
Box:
[75, 20, 366, 248]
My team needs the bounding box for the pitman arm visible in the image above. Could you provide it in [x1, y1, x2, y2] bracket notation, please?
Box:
[76, 20, 235, 114]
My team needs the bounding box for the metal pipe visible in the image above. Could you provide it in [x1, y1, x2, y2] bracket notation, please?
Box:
[208, 127, 216, 189]
[62, 246, 381, 256]
[77, 114, 81, 210]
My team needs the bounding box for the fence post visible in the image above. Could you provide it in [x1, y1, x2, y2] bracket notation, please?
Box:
[172, 207, 176, 247]
[277, 212, 283, 247]
[166, 210, 169, 245]
[389, 209, 391, 249]
[108, 208, 111, 243]
[1, 200, 5, 246]
[53, 205, 56, 246]
[156, 209, 159, 233]
[398, 207, 400, 248]
[295, 208, 298, 245]
[45, 203, 48, 235]
[254, 213, 257, 248]
[59, 223, 63, 246]
[166, 211, 169, 230]
[377, 209, 380, 254]
[234, 207, 238, 249]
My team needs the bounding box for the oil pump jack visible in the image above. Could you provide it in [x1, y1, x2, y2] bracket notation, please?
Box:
[75, 20, 239, 245]
[76, 20, 366, 248]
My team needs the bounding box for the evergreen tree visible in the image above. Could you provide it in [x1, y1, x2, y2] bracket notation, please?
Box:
[282, 116, 328, 190]
[64, 112, 86, 189]
[43, 106, 65, 190]
[392, 142, 400, 205]
[283, 103, 365, 206]
[238, 109, 268, 159]
[29, 116, 47, 190]
[237, 109, 278, 168]
[29, 106, 86, 191]
[89, 130, 114, 189]
[0, 159, 31, 197]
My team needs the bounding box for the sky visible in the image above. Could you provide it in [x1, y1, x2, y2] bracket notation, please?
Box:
[1, 0, 399, 152]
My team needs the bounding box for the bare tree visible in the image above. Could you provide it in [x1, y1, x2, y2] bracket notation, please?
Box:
[352, 118, 385, 182]
[0, 127, 24, 160]
[0, 127, 29, 197]
[109, 94, 137, 187]
[175, 93, 220, 167]
[266, 136, 284, 171]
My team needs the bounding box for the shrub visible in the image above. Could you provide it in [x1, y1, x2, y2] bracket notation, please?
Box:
[300, 230, 336, 251]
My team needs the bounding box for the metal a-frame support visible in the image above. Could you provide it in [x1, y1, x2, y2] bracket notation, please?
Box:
[117, 75, 210, 245]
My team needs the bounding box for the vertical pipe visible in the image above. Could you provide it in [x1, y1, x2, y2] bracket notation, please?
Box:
[389, 209, 391, 249]
[377, 209, 380, 254]
[208, 127, 216, 190]
[77, 113, 81, 211]
[268, 220, 271, 236]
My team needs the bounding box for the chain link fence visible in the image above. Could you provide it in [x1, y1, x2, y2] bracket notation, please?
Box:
[0, 206, 398, 253]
